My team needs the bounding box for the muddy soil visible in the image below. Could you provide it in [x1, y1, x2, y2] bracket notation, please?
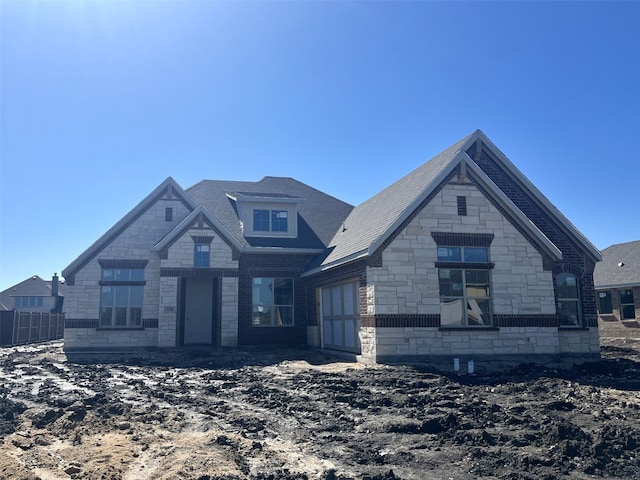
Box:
[1, 339, 640, 480]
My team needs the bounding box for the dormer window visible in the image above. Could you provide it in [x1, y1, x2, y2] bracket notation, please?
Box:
[253, 209, 288, 232]
[254, 209, 270, 231]
[227, 192, 303, 238]
[271, 210, 288, 232]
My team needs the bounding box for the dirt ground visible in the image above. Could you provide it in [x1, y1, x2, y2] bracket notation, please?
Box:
[1, 339, 639, 480]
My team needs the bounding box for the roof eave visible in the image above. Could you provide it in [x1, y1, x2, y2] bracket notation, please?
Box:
[367, 151, 464, 256]
[595, 282, 640, 290]
[301, 249, 369, 278]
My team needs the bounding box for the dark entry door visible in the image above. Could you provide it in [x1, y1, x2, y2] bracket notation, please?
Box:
[184, 278, 214, 345]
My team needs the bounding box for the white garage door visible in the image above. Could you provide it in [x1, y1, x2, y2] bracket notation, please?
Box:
[321, 281, 360, 353]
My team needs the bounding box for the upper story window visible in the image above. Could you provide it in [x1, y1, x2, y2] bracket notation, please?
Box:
[227, 192, 303, 238]
[271, 210, 288, 232]
[253, 209, 289, 233]
[194, 243, 210, 268]
[165, 207, 173, 222]
[556, 273, 580, 326]
[253, 209, 270, 231]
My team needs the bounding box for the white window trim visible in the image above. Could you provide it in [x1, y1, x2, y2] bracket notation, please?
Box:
[230, 194, 302, 238]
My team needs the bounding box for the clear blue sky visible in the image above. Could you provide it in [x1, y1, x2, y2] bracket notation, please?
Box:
[1, 1, 639, 291]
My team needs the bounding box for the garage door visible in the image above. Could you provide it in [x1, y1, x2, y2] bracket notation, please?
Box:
[321, 281, 360, 353]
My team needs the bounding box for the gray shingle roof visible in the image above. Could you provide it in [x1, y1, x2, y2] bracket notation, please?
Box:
[0, 275, 67, 310]
[594, 240, 640, 289]
[187, 176, 353, 249]
[303, 129, 601, 274]
[312, 133, 473, 269]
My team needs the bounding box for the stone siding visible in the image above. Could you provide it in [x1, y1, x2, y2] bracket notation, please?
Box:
[220, 277, 239, 347]
[64, 327, 158, 350]
[163, 226, 237, 270]
[362, 326, 598, 362]
[64, 197, 191, 350]
[367, 182, 555, 317]
[158, 277, 179, 347]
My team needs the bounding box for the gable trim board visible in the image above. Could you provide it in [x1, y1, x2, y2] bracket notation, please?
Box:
[62, 130, 602, 366]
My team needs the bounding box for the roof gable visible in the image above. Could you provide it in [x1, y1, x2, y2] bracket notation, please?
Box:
[155, 205, 244, 256]
[62, 177, 197, 283]
[307, 130, 598, 273]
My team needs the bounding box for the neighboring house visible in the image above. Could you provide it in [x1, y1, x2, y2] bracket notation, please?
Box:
[594, 240, 640, 338]
[0, 274, 66, 313]
[62, 130, 602, 365]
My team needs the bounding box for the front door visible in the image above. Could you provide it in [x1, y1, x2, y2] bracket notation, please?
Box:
[184, 278, 214, 345]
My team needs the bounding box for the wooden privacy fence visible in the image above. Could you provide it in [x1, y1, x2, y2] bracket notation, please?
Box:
[0, 311, 65, 347]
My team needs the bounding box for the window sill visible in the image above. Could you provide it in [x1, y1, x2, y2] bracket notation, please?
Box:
[435, 261, 495, 269]
[558, 327, 590, 331]
[97, 327, 145, 331]
[439, 326, 499, 331]
[250, 324, 295, 328]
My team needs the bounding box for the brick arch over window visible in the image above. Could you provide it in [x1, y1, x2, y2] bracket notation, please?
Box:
[552, 263, 585, 278]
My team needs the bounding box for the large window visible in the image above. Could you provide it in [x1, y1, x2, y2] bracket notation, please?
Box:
[598, 291, 612, 314]
[437, 246, 492, 326]
[620, 289, 636, 319]
[99, 268, 144, 327]
[556, 273, 580, 326]
[253, 209, 288, 233]
[252, 278, 294, 326]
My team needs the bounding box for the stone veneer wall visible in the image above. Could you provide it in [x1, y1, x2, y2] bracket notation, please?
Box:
[361, 326, 600, 365]
[64, 197, 191, 350]
[159, 224, 240, 347]
[162, 226, 237, 270]
[358, 180, 599, 362]
[367, 181, 555, 317]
